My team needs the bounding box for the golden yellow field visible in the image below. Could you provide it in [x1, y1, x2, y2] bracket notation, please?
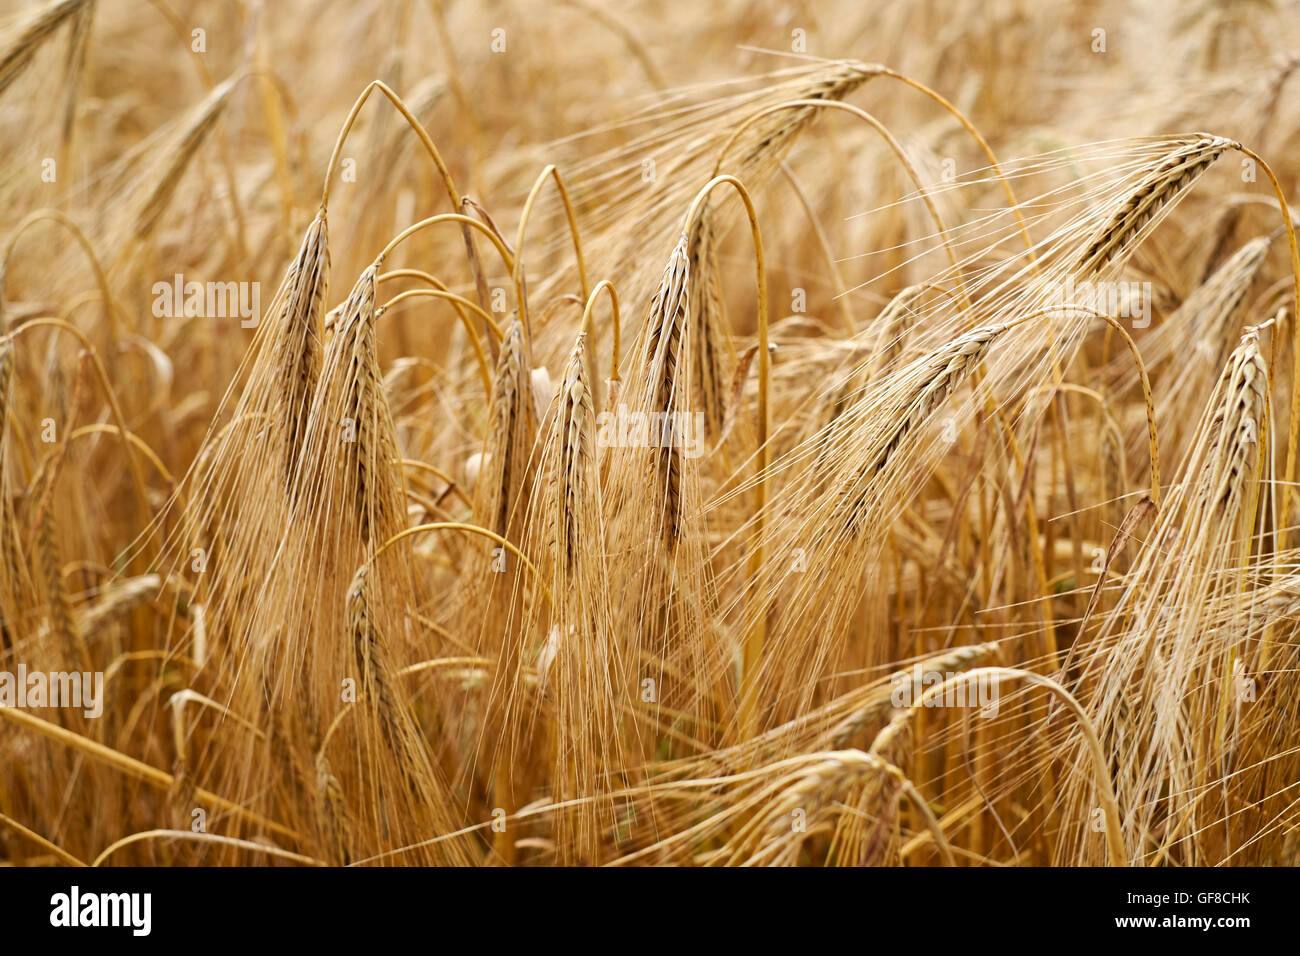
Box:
[1, 0, 1299, 868]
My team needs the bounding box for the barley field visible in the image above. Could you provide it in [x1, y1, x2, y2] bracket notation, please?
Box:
[0, 0, 1298, 868]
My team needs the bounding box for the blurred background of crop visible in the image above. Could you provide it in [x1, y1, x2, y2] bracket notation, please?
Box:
[3, 0, 1295, 397]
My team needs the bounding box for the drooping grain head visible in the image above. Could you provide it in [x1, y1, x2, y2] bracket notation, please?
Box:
[641, 235, 691, 544]
[476, 318, 538, 538]
[686, 211, 730, 439]
[749, 751, 895, 865]
[35, 504, 79, 659]
[867, 711, 913, 765]
[78, 574, 159, 639]
[345, 561, 471, 864]
[58, 0, 92, 146]
[1192, 237, 1272, 362]
[314, 264, 402, 548]
[1073, 135, 1235, 278]
[1202, 330, 1268, 517]
[555, 332, 595, 574]
[869, 284, 927, 381]
[838, 323, 1005, 535]
[314, 750, 352, 866]
[824, 643, 999, 749]
[131, 76, 237, 241]
[272, 214, 330, 492]
[730, 60, 878, 180]
[0, 0, 88, 96]
[346, 563, 401, 755]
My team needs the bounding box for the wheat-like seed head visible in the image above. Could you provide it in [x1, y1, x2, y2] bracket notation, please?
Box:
[0, 0, 88, 96]
[1194, 237, 1272, 367]
[346, 561, 472, 863]
[131, 76, 237, 241]
[0, 338, 21, 630]
[309, 264, 402, 548]
[838, 323, 1005, 534]
[347, 566, 402, 747]
[78, 573, 159, 638]
[729, 60, 878, 180]
[1203, 330, 1268, 516]
[35, 505, 78, 659]
[1073, 134, 1234, 277]
[828, 711, 915, 866]
[744, 750, 899, 865]
[272, 214, 330, 493]
[556, 332, 595, 573]
[877, 323, 1004, 471]
[57, 0, 92, 146]
[476, 318, 537, 538]
[314, 750, 352, 866]
[686, 211, 730, 438]
[823, 643, 998, 749]
[868, 284, 927, 381]
[642, 235, 691, 543]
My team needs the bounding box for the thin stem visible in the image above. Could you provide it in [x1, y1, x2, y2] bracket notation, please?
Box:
[377, 288, 494, 399]
[1237, 146, 1300, 543]
[376, 213, 515, 270]
[879, 67, 1038, 266]
[316, 79, 504, 325]
[370, 521, 554, 608]
[320, 80, 460, 213]
[3, 318, 155, 553]
[92, 831, 322, 867]
[0, 706, 297, 841]
[911, 667, 1128, 867]
[375, 213, 522, 350]
[1, 209, 118, 341]
[682, 175, 769, 739]
[899, 778, 957, 867]
[0, 812, 87, 866]
[579, 279, 621, 406]
[401, 458, 472, 509]
[713, 98, 971, 311]
[426, 0, 485, 192]
[513, 163, 591, 334]
[378, 270, 504, 341]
